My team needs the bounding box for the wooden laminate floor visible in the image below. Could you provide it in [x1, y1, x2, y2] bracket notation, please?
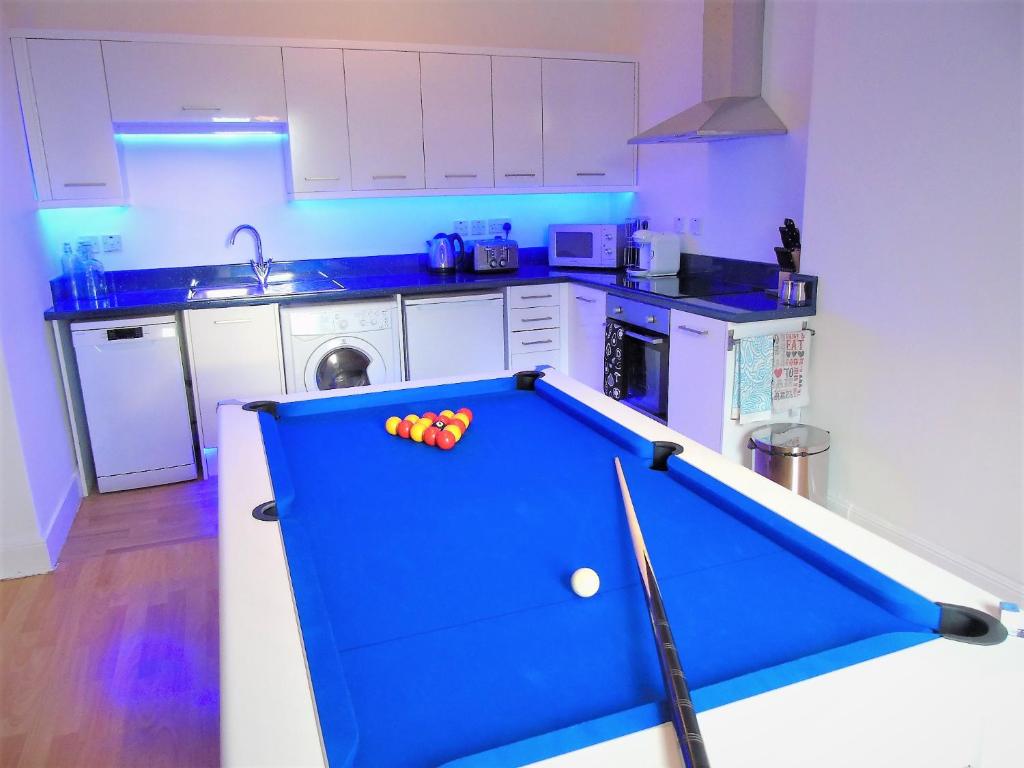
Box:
[0, 479, 220, 768]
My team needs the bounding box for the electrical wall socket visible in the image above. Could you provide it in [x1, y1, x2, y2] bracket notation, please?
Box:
[673, 217, 686, 234]
[689, 217, 704, 236]
[76, 236, 100, 253]
[101, 235, 123, 253]
[469, 219, 487, 237]
[487, 218, 512, 237]
[452, 220, 470, 237]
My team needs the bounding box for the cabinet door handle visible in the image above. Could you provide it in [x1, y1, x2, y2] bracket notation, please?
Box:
[63, 181, 107, 187]
[181, 105, 222, 111]
[444, 173, 478, 179]
[574, 296, 596, 303]
[521, 293, 552, 300]
[504, 173, 537, 177]
[373, 174, 407, 180]
[304, 176, 341, 181]
[576, 172, 607, 177]
[522, 339, 553, 346]
[678, 325, 709, 336]
[521, 316, 553, 323]
[213, 318, 253, 325]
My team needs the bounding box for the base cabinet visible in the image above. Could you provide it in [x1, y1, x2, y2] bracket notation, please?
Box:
[184, 304, 285, 474]
[507, 284, 564, 372]
[668, 310, 810, 464]
[567, 284, 606, 390]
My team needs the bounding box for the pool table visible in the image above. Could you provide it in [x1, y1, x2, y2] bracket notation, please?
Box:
[218, 369, 1010, 768]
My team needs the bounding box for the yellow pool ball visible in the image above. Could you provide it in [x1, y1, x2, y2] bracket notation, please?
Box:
[416, 417, 434, 428]
[439, 409, 455, 419]
[410, 421, 428, 442]
[385, 416, 401, 436]
[443, 423, 463, 442]
[404, 413, 420, 424]
[452, 412, 470, 430]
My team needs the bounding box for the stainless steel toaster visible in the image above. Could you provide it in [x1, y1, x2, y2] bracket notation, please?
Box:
[471, 239, 519, 272]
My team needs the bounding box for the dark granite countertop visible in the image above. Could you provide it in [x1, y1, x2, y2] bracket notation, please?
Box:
[45, 249, 816, 324]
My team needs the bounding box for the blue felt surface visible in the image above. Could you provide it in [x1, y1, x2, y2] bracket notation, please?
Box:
[257, 376, 940, 768]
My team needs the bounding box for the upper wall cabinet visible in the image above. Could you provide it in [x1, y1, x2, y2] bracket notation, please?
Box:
[492, 57, 543, 188]
[14, 39, 123, 203]
[344, 50, 425, 191]
[542, 59, 637, 187]
[102, 42, 287, 125]
[282, 47, 352, 195]
[421, 53, 493, 189]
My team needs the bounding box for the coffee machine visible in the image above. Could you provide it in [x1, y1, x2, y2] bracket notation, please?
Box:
[627, 231, 681, 277]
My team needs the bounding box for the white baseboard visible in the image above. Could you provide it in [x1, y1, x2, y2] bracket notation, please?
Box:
[831, 495, 1024, 604]
[0, 472, 81, 580]
[43, 472, 81, 564]
[0, 536, 52, 579]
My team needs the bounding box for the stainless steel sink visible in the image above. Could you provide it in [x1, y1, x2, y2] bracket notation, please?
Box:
[186, 270, 345, 302]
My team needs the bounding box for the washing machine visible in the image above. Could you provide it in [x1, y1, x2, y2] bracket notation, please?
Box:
[281, 300, 402, 394]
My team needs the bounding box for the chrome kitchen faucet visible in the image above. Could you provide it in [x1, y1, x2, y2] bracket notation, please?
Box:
[228, 224, 272, 288]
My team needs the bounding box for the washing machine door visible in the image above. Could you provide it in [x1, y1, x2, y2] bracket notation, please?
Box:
[304, 336, 387, 392]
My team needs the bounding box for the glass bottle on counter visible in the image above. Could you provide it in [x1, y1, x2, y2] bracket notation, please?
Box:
[61, 242, 85, 301]
[77, 242, 108, 300]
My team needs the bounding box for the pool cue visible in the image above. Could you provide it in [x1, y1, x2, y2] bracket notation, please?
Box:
[614, 457, 711, 768]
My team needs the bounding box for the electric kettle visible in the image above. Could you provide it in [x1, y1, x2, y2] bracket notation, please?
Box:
[426, 232, 465, 273]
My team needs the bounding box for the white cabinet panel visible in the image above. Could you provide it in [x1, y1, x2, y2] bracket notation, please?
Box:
[508, 284, 560, 308]
[103, 41, 286, 124]
[567, 284, 606, 391]
[24, 39, 122, 202]
[345, 50, 425, 190]
[421, 53, 493, 189]
[184, 305, 284, 454]
[492, 56, 542, 187]
[667, 310, 730, 452]
[282, 47, 352, 194]
[404, 295, 506, 380]
[542, 59, 636, 187]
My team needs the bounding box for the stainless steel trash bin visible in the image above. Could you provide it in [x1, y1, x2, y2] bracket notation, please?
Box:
[748, 423, 830, 505]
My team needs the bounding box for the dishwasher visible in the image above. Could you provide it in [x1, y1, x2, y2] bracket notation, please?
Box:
[403, 293, 506, 380]
[72, 315, 197, 492]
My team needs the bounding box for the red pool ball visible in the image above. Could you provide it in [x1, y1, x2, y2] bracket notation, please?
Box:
[422, 426, 440, 447]
[422, 411, 438, 422]
[435, 430, 456, 451]
[396, 420, 414, 439]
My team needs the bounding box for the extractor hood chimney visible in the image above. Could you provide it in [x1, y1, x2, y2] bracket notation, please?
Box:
[630, 0, 786, 144]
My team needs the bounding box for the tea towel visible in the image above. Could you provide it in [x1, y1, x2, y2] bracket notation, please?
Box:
[772, 330, 812, 412]
[603, 320, 626, 400]
[730, 335, 774, 424]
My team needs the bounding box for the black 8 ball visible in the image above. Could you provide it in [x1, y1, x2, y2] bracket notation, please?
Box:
[433, 420, 447, 431]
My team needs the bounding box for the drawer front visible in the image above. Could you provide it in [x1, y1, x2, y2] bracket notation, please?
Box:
[509, 328, 559, 355]
[510, 349, 560, 372]
[509, 284, 560, 308]
[509, 305, 560, 331]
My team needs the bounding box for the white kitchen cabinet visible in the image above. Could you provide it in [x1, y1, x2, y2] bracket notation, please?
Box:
[492, 56, 543, 188]
[421, 53, 493, 189]
[282, 47, 352, 194]
[103, 42, 286, 125]
[403, 294, 506, 380]
[344, 50, 425, 190]
[542, 59, 637, 187]
[184, 304, 285, 474]
[507, 284, 564, 371]
[668, 310, 810, 464]
[668, 311, 731, 453]
[567, 284, 606, 391]
[15, 39, 122, 202]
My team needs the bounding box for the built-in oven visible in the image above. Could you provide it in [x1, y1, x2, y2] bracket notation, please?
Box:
[604, 295, 670, 422]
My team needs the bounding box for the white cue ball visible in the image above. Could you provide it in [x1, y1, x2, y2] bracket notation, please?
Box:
[571, 567, 601, 598]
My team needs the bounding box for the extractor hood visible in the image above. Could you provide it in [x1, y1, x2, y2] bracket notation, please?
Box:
[630, 0, 786, 144]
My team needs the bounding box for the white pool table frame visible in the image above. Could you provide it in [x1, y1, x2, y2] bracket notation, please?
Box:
[219, 369, 1013, 768]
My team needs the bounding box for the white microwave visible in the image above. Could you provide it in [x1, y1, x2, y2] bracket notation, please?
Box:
[548, 224, 625, 268]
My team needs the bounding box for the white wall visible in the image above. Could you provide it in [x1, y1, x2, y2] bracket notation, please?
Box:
[802, 0, 1024, 599]
[0, 1, 80, 577]
[632, 0, 816, 261]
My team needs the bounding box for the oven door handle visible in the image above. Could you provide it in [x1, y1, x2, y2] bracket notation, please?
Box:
[623, 329, 665, 345]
